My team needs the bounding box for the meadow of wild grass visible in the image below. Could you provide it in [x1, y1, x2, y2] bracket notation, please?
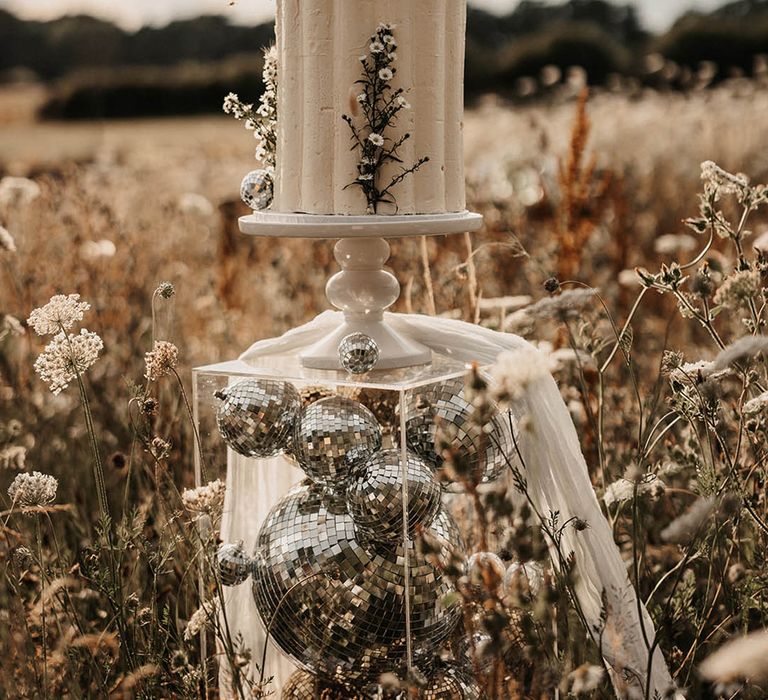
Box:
[2, 78, 768, 698]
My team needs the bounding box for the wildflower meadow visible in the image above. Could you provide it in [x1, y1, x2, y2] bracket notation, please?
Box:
[2, 67, 768, 699]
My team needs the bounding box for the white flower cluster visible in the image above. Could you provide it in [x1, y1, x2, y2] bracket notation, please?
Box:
[222, 45, 278, 168]
[183, 597, 219, 641]
[8, 470, 58, 509]
[33, 329, 103, 395]
[701, 160, 749, 199]
[603, 473, 666, 508]
[182, 479, 226, 516]
[27, 293, 90, 335]
[28, 294, 102, 395]
[144, 340, 179, 382]
[490, 347, 557, 404]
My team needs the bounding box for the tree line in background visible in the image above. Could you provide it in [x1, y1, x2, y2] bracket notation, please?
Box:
[1, 0, 768, 118]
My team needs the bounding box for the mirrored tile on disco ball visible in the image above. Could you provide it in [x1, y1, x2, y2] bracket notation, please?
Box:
[282, 669, 365, 699]
[347, 449, 441, 542]
[251, 481, 463, 684]
[293, 396, 382, 486]
[403, 376, 516, 486]
[215, 378, 300, 458]
[421, 660, 481, 700]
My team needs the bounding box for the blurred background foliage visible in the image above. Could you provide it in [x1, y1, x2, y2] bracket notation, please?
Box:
[2, 0, 768, 120]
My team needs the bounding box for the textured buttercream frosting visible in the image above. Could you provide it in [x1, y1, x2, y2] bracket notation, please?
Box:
[274, 0, 467, 215]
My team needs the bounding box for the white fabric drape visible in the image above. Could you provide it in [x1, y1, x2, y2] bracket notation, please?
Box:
[218, 311, 677, 699]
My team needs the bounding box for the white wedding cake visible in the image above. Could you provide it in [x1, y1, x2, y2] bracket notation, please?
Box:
[273, 0, 467, 216]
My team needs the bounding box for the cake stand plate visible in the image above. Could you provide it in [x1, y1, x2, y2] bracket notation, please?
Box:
[238, 211, 484, 370]
[239, 210, 483, 239]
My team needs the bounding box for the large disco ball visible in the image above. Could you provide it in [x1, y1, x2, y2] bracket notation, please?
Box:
[347, 449, 441, 542]
[292, 396, 382, 486]
[215, 378, 300, 458]
[251, 481, 463, 683]
[404, 376, 514, 486]
[421, 660, 481, 700]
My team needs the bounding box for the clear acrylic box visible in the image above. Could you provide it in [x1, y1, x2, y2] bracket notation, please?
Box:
[192, 350, 515, 695]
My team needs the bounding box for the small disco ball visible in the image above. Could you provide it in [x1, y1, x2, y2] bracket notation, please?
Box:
[217, 541, 252, 586]
[240, 168, 274, 210]
[215, 378, 300, 458]
[292, 396, 382, 486]
[282, 669, 364, 699]
[454, 632, 494, 673]
[404, 376, 513, 486]
[503, 560, 545, 599]
[251, 482, 463, 684]
[347, 449, 441, 542]
[421, 660, 481, 700]
[339, 332, 380, 374]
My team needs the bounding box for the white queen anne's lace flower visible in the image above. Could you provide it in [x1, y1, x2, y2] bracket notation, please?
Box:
[182, 479, 226, 516]
[490, 348, 557, 404]
[8, 471, 58, 509]
[34, 329, 103, 395]
[28, 294, 91, 335]
[144, 340, 179, 381]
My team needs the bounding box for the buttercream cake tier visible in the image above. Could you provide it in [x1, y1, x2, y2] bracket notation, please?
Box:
[273, 0, 467, 216]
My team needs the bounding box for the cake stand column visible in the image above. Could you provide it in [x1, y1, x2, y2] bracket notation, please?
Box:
[299, 237, 432, 370]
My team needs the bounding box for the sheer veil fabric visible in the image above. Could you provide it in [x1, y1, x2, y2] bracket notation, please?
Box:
[218, 311, 678, 699]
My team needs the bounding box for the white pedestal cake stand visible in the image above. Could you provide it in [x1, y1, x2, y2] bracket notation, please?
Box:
[239, 210, 484, 370]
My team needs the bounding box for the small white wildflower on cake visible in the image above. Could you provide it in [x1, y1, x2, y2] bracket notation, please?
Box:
[396, 95, 410, 109]
[183, 598, 219, 641]
[34, 329, 103, 395]
[369, 40, 385, 53]
[700, 628, 768, 685]
[8, 471, 58, 509]
[182, 479, 226, 516]
[368, 133, 384, 147]
[144, 340, 179, 382]
[378, 68, 394, 81]
[28, 294, 91, 336]
[0, 225, 16, 253]
[490, 348, 557, 404]
[356, 93, 367, 103]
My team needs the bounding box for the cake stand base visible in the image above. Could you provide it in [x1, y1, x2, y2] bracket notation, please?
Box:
[239, 211, 483, 370]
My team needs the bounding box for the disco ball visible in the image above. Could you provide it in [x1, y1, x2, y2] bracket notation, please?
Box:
[404, 376, 514, 486]
[292, 396, 382, 486]
[217, 541, 252, 586]
[240, 168, 274, 210]
[339, 332, 380, 374]
[251, 481, 463, 683]
[215, 378, 300, 458]
[454, 632, 494, 673]
[503, 561, 545, 599]
[347, 449, 441, 542]
[282, 669, 364, 699]
[421, 660, 481, 700]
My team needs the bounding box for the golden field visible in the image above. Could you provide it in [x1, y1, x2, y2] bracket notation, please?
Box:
[2, 80, 768, 698]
